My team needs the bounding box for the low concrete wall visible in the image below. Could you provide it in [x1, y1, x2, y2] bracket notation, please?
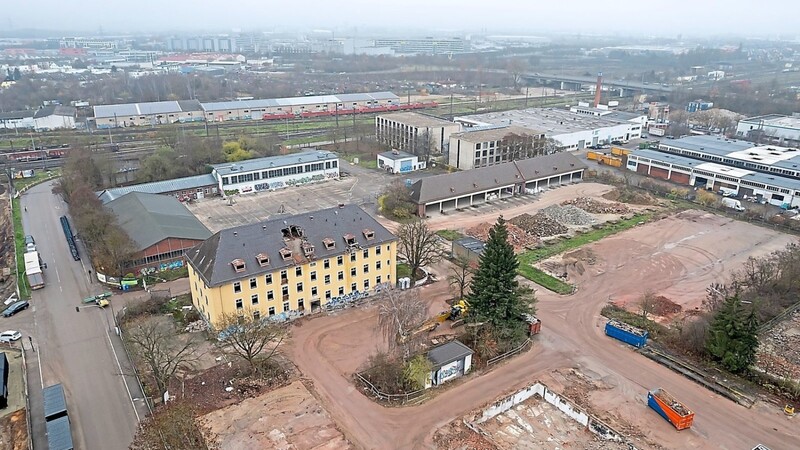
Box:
[474, 381, 632, 446]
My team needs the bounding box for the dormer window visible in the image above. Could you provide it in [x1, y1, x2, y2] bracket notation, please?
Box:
[231, 259, 246, 273]
[256, 253, 270, 267]
[279, 247, 292, 261]
[323, 238, 335, 250]
[363, 229, 375, 240]
[302, 242, 315, 256]
[343, 233, 356, 246]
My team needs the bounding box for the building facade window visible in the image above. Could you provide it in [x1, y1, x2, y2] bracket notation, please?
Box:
[249, 278, 257, 289]
[363, 264, 369, 274]
[283, 301, 290, 312]
[253, 310, 261, 320]
[324, 259, 330, 269]
[265, 273, 273, 284]
[324, 274, 331, 284]
[337, 255, 343, 265]
[269, 306, 275, 316]
[233, 282, 241, 293]
[363, 249, 369, 258]
[311, 271, 317, 281]
[350, 267, 356, 277]
[235, 299, 243, 309]
[337, 271, 344, 281]
[296, 282, 303, 292]
[295, 266, 302, 277]
[267, 290, 274, 300]
[251, 294, 259, 305]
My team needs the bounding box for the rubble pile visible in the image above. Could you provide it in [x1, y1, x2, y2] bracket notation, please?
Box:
[542, 204, 597, 226]
[184, 320, 208, 333]
[756, 310, 800, 380]
[562, 196, 631, 214]
[510, 213, 569, 237]
[466, 222, 539, 252]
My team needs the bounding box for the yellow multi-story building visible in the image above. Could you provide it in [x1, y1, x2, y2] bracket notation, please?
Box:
[185, 205, 397, 326]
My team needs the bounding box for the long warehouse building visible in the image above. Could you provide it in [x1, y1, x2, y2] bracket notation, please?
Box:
[410, 152, 586, 216]
[627, 148, 800, 208]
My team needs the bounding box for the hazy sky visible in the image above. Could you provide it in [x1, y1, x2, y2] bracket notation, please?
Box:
[3, 0, 799, 37]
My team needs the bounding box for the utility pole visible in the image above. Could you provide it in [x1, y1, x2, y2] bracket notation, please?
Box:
[449, 94, 453, 117]
[525, 87, 529, 108]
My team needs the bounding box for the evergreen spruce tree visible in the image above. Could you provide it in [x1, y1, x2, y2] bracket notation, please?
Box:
[466, 216, 532, 334]
[706, 294, 759, 373]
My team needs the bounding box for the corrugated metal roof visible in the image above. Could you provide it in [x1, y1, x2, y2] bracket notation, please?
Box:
[105, 192, 211, 251]
[46, 416, 74, 450]
[43, 384, 67, 420]
[632, 148, 800, 191]
[200, 92, 400, 112]
[211, 150, 337, 177]
[93, 100, 202, 119]
[186, 204, 396, 287]
[427, 340, 473, 368]
[97, 174, 217, 204]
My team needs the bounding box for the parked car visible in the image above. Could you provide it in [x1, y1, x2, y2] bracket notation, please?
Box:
[3, 301, 29, 317]
[24, 235, 34, 246]
[0, 330, 22, 342]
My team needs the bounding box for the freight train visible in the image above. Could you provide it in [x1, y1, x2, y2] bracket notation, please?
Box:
[4, 146, 69, 162]
[262, 102, 438, 121]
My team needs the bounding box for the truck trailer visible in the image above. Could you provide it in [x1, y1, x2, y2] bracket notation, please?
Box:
[23, 251, 45, 290]
[647, 388, 694, 430]
[604, 320, 648, 348]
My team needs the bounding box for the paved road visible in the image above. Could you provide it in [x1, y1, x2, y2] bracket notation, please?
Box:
[20, 181, 143, 450]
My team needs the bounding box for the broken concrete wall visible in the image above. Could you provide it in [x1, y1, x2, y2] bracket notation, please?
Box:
[474, 381, 634, 446]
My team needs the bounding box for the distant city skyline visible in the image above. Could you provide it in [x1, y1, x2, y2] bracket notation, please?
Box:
[2, 0, 799, 39]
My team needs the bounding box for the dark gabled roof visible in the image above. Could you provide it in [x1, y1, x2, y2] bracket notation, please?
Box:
[0, 110, 35, 120]
[513, 152, 587, 180]
[186, 204, 396, 287]
[453, 237, 485, 254]
[46, 416, 74, 450]
[410, 152, 586, 204]
[105, 192, 211, 252]
[427, 340, 473, 368]
[34, 105, 76, 118]
[410, 163, 523, 204]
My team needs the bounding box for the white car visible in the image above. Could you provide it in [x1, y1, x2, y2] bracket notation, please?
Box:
[0, 330, 22, 342]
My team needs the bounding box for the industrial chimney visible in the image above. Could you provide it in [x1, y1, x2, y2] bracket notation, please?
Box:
[593, 72, 603, 108]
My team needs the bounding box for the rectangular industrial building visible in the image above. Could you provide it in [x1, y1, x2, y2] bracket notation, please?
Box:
[185, 205, 397, 325]
[210, 150, 339, 194]
[736, 114, 800, 147]
[105, 192, 212, 274]
[657, 135, 800, 181]
[0, 106, 77, 131]
[375, 112, 461, 156]
[202, 92, 399, 122]
[93, 100, 204, 128]
[627, 148, 800, 208]
[448, 125, 547, 170]
[96, 173, 219, 204]
[455, 107, 645, 151]
[411, 152, 587, 216]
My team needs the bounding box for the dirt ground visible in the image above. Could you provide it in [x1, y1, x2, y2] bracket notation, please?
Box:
[202, 380, 352, 450]
[287, 209, 799, 450]
[0, 348, 27, 450]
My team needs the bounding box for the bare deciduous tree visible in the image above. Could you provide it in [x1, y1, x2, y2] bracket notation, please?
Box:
[215, 308, 286, 374]
[377, 289, 427, 358]
[130, 401, 218, 450]
[127, 321, 200, 398]
[397, 219, 443, 283]
[448, 256, 474, 300]
[639, 290, 657, 320]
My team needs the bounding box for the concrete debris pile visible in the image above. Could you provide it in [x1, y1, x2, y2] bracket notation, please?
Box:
[466, 222, 539, 252]
[510, 213, 569, 237]
[542, 204, 597, 226]
[562, 197, 630, 214]
[184, 320, 208, 333]
[756, 310, 800, 380]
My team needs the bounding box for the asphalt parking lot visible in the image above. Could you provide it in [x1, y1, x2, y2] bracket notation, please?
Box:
[188, 162, 438, 233]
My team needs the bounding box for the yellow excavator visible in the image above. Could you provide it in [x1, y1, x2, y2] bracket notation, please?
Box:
[397, 300, 470, 344]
